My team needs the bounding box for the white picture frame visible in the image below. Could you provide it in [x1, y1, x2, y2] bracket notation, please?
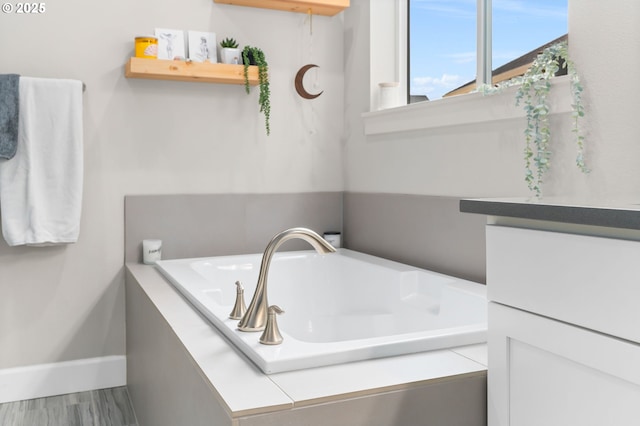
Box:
[154, 28, 186, 60]
[187, 31, 217, 63]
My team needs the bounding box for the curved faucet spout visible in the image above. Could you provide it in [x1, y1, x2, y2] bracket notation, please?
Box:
[237, 227, 337, 332]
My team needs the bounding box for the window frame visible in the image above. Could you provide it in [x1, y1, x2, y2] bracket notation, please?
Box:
[476, 0, 492, 88]
[407, 0, 492, 103]
[362, 0, 571, 136]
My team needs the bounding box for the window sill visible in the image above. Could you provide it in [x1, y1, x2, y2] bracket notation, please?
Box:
[362, 76, 572, 136]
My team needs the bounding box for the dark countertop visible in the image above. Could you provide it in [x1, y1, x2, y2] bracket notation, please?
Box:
[460, 197, 640, 230]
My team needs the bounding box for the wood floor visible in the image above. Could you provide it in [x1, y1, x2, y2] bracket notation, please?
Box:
[0, 386, 138, 426]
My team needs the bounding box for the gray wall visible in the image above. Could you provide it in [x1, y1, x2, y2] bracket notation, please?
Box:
[344, 193, 486, 283]
[125, 193, 344, 262]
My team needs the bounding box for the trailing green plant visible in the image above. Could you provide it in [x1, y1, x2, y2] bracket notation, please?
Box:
[220, 37, 239, 49]
[479, 40, 587, 197]
[242, 46, 270, 136]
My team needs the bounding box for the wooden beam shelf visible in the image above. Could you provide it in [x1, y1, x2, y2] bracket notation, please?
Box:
[213, 0, 349, 17]
[125, 57, 259, 86]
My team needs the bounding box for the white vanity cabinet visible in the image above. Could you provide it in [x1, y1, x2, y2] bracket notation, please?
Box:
[485, 225, 640, 426]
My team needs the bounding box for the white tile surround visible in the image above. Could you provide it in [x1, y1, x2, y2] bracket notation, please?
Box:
[126, 263, 487, 418]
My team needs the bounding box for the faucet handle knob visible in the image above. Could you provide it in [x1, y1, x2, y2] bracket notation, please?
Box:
[259, 305, 285, 345]
[229, 281, 247, 320]
[268, 305, 284, 315]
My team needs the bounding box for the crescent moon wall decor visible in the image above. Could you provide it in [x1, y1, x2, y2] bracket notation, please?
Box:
[295, 64, 323, 99]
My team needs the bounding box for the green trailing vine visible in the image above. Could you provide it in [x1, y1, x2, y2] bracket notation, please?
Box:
[242, 46, 271, 136]
[479, 40, 587, 197]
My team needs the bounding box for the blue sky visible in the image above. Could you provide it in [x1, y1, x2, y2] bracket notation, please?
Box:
[410, 0, 568, 100]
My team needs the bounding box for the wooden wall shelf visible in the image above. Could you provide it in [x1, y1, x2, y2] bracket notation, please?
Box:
[213, 0, 349, 17]
[125, 57, 259, 85]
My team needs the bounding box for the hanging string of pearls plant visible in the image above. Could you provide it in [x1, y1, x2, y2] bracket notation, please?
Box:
[242, 46, 271, 136]
[479, 40, 587, 197]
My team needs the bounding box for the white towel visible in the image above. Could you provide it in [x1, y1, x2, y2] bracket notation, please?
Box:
[0, 77, 83, 246]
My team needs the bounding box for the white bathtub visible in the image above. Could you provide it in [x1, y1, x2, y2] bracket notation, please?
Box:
[155, 249, 487, 374]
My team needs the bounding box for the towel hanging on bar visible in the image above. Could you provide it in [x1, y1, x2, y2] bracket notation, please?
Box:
[0, 77, 84, 246]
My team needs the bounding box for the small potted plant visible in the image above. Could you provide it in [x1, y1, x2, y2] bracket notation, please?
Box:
[220, 37, 241, 64]
[242, 46, 270, 136]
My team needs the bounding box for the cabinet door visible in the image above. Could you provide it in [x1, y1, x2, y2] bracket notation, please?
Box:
[489, 302, 640, 426]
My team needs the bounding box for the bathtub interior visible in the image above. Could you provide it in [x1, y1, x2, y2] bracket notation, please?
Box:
[156, 249, 487, 373]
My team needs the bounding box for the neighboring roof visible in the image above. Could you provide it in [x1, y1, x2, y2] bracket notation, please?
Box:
[443, 33, 568, 98]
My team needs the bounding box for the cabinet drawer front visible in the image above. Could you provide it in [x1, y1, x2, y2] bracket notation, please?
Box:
[486, 225, 640, 343]
[489, 303, 640, 426]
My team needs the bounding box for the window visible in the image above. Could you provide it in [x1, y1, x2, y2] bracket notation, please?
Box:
[408, 0, 568, 102]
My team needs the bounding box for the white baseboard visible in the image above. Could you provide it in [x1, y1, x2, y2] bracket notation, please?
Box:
[0, 355, 126, 404]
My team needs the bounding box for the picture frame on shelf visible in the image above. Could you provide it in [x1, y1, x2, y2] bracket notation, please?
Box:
[187, 31, 217, 63]
[154, 28, 186, 60]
